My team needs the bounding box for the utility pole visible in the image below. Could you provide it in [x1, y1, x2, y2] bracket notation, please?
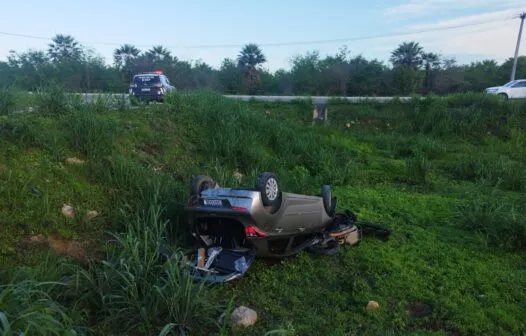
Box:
[510, 12, 526, 81]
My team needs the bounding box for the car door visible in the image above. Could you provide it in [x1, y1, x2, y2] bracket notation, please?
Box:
[163, 75, 175, 91]
[510, 80, 526, 98]
[517, 81, 526, 98]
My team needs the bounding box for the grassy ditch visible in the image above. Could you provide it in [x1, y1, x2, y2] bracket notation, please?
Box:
[1, 89, 525, 335]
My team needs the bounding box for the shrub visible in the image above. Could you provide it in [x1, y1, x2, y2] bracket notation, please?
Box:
[0, 87, 16, 116]
[34, 84, 70, 115]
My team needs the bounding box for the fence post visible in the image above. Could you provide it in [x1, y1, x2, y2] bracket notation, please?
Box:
[312, 102, 329, 125]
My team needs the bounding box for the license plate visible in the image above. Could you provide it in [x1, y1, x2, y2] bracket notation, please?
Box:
[141, 88, 151, 92]
[203, 199, 223, 207]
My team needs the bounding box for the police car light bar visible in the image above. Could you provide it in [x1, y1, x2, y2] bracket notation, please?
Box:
[139, 70, 164, 75]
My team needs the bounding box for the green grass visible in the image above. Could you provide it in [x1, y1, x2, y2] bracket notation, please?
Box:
[1, 90, 526, 335]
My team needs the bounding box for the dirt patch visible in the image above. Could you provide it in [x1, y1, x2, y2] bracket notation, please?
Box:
[47, 234, 88, 262]
[138, 142, 158, 156]
[19, 233, 95, 264]
[406, 301, 433, 318]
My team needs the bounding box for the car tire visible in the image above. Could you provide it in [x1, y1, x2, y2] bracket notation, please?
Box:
[255, 172, 281, 206]
[190, 175, 217, 196]
[321, 185, 333, 216]
[498, 93, 509, 101]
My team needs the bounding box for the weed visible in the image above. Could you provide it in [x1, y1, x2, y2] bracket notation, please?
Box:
[439, 153, 526, 192]
[0, 253, 88, 335]
[34, 84, 70, 115]
[455, 191, 526, 251]
[65, 108, 119, 159]
[74, 189, 222, 335]
[405, 151, 431, 185]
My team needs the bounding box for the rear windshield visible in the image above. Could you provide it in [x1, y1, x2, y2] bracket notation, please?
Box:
[132, 74, 161, 84]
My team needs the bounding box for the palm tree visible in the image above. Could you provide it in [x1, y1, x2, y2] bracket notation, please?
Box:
[47, 34, 82, 63]
[422, 52, 441, 93]
[236, 44, 267, 94]
[237, 43, 266, 70]
[146, 45, 172, 62]
[390, 41, 424, 69]
[422, 52, 441, 70]
[113, 44, 141, 69]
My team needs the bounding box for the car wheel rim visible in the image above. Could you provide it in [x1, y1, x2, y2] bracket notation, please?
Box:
[265, 178, 278, 201]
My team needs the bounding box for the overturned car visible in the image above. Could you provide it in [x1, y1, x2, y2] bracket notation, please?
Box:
[183, 172, 389, 283]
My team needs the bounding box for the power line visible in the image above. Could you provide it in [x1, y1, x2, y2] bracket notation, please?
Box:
[0, 15, 515, 50]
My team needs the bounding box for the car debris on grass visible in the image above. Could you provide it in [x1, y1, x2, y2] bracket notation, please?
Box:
[180, 172, 391, 283]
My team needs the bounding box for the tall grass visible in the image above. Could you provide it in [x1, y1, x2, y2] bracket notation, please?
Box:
[0, 86, 16, 116]
[3, 91, 526, 335]
[169, 91, 354, 194]
[455, 188, 526, 251]
[405, 151, 431, 185]
[34, 84, 70, 115]
[0, 253, 89, 335]
[439, 153, 526, 192]
[327, 93, 526, 141]
[65, 108, 120, 159]
[74, 188, 223, 335]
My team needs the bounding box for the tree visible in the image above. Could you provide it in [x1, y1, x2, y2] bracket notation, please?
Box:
[500, 56, 526, 82]
[218, 58, 243, 94]
[390, 41, 424, 69]
[113, 44, 141, 70]
[319, 46, 352, 95]
[347, 56, 388, 95]
[47, 34, 82, 63]
[236, 43, 267, 94]
[237, 43, 267, 70]
[422, 52, 442, 93]
[146, 46, 173, 62]
[290, 51, 321, 95]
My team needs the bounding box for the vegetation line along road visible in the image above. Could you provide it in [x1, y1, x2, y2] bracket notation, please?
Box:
[1, 89, 526, 335]
[1, 34, 524, 96]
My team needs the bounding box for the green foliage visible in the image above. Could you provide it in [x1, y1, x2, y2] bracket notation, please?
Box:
[34, 84, 70, 115]
[455, 187, 526, 251]
[439, 153, 526, 192]
[405, 151, 430, 185]
[75, 191, 222, 335]
[0, 254, 88, 336]
[0, 86, 16, 115]
[65, 108, 119, 159]
[3, 33, 524, 96]
[1, 93, 526, 335]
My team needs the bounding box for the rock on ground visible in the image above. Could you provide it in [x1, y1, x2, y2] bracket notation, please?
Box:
[232, 306, 258, 328]
[366, 300, 380, 311]
[65, 157, 85, 165]
[84, 210, 99, 220]
[62, 204, 75, 218]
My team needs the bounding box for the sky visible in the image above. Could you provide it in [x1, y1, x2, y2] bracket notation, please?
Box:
[0, 0, 525, 71]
